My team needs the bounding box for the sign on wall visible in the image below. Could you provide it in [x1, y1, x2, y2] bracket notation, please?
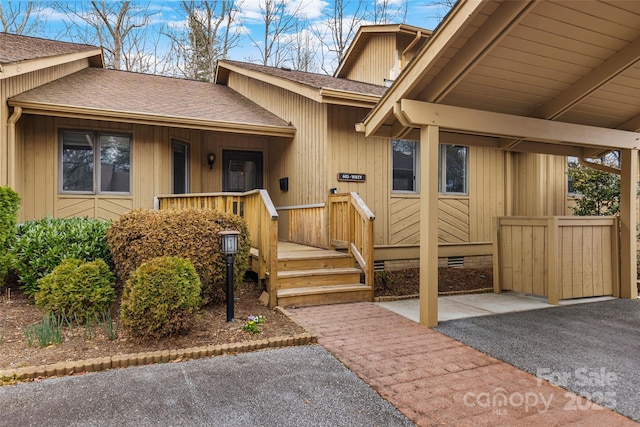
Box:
[338, 173, 366, 182]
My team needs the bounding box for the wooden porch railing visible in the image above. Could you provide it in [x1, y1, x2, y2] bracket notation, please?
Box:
[155, 190, 279, 307]
[328, 192, 375, 300]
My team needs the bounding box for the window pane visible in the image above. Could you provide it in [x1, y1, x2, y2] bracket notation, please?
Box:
[100, 135, 131, 192]
[444, 145, 467, 194]
[62, 131, 94, 192]
[392, 139, 416, 192]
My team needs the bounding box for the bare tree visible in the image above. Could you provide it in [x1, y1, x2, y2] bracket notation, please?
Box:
[55, 1, 160, 71]
[313, 0, 367, 74]
[247, 0, 305, 67]
[165, 1, 242, 81]
[369, 0, 408, 24]
[0, 1, 45, 35]
[289, 20, 318, 72]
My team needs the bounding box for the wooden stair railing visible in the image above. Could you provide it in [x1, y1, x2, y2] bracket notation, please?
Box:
[155, 190, 279, 307]
[328, 192, 375, 301]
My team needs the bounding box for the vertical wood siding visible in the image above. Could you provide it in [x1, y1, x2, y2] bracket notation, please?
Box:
[1, 59, 90, 187]
[227, 73, 326, 208]
[343, 34, 396, 86]
[327, 105, 389, 245]
[511, 152, 567, 216]
[17, 115, 268, 221]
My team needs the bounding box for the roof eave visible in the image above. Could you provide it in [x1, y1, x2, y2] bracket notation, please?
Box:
[319, 88, 381, 108]
[360, 0, 486, 137]
[217, 60, 322, 103]
[0, 48, 103, 80]
[9, 100, 296, 138]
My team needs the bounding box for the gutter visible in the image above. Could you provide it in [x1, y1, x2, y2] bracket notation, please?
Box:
[7, 106, 22, 189]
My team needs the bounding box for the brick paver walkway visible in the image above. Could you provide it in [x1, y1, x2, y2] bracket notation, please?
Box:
[288, 303, 637, 426]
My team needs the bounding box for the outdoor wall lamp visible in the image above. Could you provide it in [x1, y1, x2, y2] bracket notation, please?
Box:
[219, 230, 240, 322]
[207, 153, 216, 169]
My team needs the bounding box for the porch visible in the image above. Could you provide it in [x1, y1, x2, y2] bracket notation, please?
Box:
[155, 190, 375, 308]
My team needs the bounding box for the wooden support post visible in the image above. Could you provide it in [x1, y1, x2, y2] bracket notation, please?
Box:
[493, 217, 502, 294]
[547, 216, 559, 305]
[619, 149, 638, 299]
[419, 125, 440, 327]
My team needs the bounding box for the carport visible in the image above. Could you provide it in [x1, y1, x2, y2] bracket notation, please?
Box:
[358, 0, 640, 326]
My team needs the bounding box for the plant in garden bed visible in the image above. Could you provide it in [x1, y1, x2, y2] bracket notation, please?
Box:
[242, 315, 266, 334]
[12, 217, 112, 298]
[23, 313, 65, 347]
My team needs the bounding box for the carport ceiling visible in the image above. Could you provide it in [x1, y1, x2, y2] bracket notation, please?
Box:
[366, 0, 640, 154]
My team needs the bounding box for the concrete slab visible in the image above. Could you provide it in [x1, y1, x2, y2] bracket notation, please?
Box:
[376, 291, 617, 323]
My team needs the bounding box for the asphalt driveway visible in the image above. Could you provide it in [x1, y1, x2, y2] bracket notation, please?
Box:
[0, 345, 412, 427]
[434, 298, 640, 422]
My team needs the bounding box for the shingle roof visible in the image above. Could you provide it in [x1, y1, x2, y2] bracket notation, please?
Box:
[0, 32, 98, 64]
[219, 60, 387, 97]
[9, 68, 294, 132]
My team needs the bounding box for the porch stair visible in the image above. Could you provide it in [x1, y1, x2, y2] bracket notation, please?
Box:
[265, 242, 372, 308]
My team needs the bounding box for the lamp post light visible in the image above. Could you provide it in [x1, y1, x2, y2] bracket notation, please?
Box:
[219, 230, 240, 322]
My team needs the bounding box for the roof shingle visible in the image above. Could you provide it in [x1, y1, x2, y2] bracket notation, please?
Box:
[0, 32, 98, 64]
[9, 68, 293, 130]
[220, 60, 387, 97]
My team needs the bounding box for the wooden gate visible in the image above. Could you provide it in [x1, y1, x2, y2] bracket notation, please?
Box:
[493, 216, 619, 303]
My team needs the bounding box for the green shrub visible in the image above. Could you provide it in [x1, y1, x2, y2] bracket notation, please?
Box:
[120, 256, 202, 339]
[107, 209, 249, 304]
[12, 217, 112, 298]
[35, 258, 116, 320]
[0, 186, 20, 285]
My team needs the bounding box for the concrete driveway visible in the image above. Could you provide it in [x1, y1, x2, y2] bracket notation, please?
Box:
[434, 298, 640, 422]
[0, 345, 412, 427]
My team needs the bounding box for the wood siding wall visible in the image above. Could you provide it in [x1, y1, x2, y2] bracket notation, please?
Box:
[227, 73, 327, 208]
[327, 105, 389, 245]
[16, 115, 269, 221]
[511, 152, 567, 216]
[342, 34, 396, 86]
[390, 146, 507, 245]
[1, 59, 90, 187]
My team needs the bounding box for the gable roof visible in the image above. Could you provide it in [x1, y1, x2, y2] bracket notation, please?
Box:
[0, 32, 103, 78]
[361, 0, 640, 157]
[216, 60, 386, 108]
[9, 67, 295, 137]
[334, 24, 431, 79]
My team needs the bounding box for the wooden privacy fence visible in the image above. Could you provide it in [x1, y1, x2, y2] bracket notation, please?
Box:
[329, 193, 375, 298]
[155, 190, 279, 307]
[493, 216, 619, 304]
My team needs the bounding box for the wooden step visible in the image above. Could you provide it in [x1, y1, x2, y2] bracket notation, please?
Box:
[277, 267, 362, 289]
[277, 284, 372, 308]
[278, 253, 354, 271]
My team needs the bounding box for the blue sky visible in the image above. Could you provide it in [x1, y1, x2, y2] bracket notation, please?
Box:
[2, 1, 452, 74]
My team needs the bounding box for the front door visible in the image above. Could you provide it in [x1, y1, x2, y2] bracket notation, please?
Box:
[222, 150, 263, 192]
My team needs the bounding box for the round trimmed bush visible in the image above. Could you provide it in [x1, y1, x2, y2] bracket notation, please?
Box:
[120, 256, 202, 339]
[35, 258, 116, 320]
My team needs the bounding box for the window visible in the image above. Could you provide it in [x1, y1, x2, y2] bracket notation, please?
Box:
[392, 139, 417, 192]
[60, 130, 131, 194]
[439, 144, 468, 194]
[392, 140, 468, 195]
[172, 140, 190, 194]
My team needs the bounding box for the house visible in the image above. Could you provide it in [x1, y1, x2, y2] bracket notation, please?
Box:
[2, 4, 637, 314]
[358, 0, 640, 325]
